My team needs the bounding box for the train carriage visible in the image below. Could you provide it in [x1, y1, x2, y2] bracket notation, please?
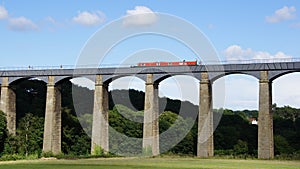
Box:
[137, 60, 198, 67]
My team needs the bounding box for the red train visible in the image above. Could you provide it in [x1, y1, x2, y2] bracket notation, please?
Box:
[137, 60, 198, 67]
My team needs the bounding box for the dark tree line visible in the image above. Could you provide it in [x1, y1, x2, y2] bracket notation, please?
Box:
[0, 79, 299, 158]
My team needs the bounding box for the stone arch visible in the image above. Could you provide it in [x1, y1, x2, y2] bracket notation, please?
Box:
[1, 76, 48, 135]
[103, 74, 146, 85]
[269, 70, 300, 82]
[53, 76, 73, 85]
[9, 76, 47, 86]
[154, 73, 200, 84]
[211, 72, 260, 83]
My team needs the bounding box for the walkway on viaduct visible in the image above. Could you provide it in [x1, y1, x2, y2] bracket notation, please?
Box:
[1, 61, 300, 159]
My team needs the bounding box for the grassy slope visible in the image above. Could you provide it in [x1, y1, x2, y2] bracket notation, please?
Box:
[0, 158, 299, 169]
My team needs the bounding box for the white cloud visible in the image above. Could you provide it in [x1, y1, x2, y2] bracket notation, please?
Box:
[224, 45, 292, 62]
[72, 11, 105, 26]
[266, 6, 296, 23]
[224, 45, 253, 60]
[0, 5, 8, 20]
[8, 16, 38, 31]
[123, 6, 157, 26]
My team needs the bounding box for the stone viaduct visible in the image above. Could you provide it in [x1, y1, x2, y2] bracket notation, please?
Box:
[1, 61, 300, 159]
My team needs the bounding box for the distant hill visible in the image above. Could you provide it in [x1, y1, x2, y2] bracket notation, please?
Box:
[109, 89, 198, 119]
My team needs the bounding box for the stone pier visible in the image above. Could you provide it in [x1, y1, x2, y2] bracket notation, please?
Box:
[43, 76, 62, 154]
[0, 77, 16, 135]
[91, 75, 109, 154]
[258, 71, 274, 159]
[143, 74, 159, 156]
[197, 72, 214, 157]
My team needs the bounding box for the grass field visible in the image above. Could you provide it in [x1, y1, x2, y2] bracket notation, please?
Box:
[0, 157, 299, 169]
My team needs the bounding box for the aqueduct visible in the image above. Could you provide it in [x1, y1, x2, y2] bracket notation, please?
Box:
[1, 61, 300, 159]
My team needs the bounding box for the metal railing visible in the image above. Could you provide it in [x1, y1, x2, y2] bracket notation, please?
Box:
[1, 58, 300, 71]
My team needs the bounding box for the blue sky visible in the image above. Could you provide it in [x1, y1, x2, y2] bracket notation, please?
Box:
[1, 0, 300, 110]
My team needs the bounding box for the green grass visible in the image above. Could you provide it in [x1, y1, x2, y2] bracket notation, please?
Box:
[0, 157, 299, 169]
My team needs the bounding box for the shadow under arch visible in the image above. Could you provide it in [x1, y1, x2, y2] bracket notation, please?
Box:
[8, 77, 48, 129]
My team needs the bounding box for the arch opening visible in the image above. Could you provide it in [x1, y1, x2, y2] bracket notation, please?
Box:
[4, 78, 47, 156]
[213, 74, 259, 156]
[60, 77, 93, 155]
[158, 75, 199, 154]
[271, 72, 300, 155]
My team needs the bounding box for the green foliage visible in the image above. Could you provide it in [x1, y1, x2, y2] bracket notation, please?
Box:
[109, 89, 145, 111]
[4, 79, 300, 159]
[61, 107, 91, 155]
[273, 105, 300, 156]
[233, 140, 248, 155]
[0, 111, 8, 154]
[3, 134, 20, 155]
[3, 113, 44, 156]
[77, 113, 93, 136]
[17, 113, 44, 156]
[93, 145, 104, 156]
[109, 105, 143, 155]
[142, 145, 152, 157]
[0, 154, 25, 161]
[274, 135, 294, 155]
[274, 105, 300, 122]
[41, 151, 55, 158]
[214, 114, 257, 155]
[159, 111, 194, 154]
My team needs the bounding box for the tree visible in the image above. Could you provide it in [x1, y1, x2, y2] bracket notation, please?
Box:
[4, 113, 44, 156]
[233, 140, 248, 155]
[159, 111, 193, 154]
[61, 107, 91, 155]
[17, 113, 44, 156]
[274, 135, 293, 155]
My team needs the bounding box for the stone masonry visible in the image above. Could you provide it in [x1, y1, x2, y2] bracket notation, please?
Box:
[91, 75, 109, 154]
[258, 71, 274, 159]
[0, 77, 16, 135]
[42, 76, 62, 154]
[143, 74, 159, 156]
[197, 72, 214, 157]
